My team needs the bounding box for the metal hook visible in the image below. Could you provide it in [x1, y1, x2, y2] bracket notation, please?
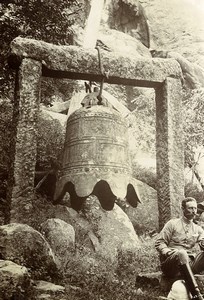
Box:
[95, 46, 108, 105]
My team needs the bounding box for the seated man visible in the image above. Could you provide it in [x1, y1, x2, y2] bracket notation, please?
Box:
[155, 197, 204, 300]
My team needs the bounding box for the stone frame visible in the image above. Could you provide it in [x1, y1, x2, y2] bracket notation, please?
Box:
[7, 37, 184, 229]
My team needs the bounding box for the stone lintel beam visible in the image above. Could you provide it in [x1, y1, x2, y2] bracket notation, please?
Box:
[156, 77, 184, 230]
[8, 58, 42, 223]
[9, 37, 182, 88]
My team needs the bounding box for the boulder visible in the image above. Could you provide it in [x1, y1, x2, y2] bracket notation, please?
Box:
[0, 223, 58, 280]
[50, 205, 99, 251]
[0, 260, 30, 300]
[81, 196, 140, 261]
[167, 51, 204, 89]
[33, 280, 66, 300]
[143, 0, 204, 69]
[40, 108, 68, 128]
[48, 200, 140, 262]
[151, 49, 204, 89]
[102, 0, 150, 48]
[98, 28, 151, 58]
[40, 218, 75, 271]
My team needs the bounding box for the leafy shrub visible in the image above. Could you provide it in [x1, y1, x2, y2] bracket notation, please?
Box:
[185, 182, 204, 203]
[0, 0, 83, 96]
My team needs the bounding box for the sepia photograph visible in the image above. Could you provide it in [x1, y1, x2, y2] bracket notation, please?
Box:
[0, 0, 204, 299]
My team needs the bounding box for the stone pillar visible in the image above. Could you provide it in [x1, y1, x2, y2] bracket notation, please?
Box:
[6, 58, 42, 223]
[155, 77, 184, 230]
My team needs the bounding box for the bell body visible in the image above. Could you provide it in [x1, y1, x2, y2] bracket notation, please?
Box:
[54, 104, 140, 210]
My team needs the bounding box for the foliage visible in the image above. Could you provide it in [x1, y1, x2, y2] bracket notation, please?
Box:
[27, 194, 56, 231]
[0, 0, 83, 97]
[41, 77, 75, 106]
[62, 239, 160, 300]
[0, 0, 78, 43]
[185, 182, 204, 203]
[128, 87, 156, 155]
[36, 113, 65, 170]
[183, 88, 204, 166]
[183, 88, 204, 192]
[105, 84, 156, 155]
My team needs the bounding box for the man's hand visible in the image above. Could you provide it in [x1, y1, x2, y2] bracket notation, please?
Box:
[162, 248, 178, 257]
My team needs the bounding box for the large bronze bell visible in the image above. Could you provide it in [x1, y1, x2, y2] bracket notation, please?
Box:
[54, 91, 141, 210]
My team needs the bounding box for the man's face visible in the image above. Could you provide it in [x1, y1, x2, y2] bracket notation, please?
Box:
[183, 200, 197, 220]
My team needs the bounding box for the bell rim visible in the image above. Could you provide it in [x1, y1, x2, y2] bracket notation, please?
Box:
[54, 170, 142, 206]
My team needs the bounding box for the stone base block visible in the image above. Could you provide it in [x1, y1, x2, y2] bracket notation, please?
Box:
[33, 280, 66, 300]
[136, 271, 175, 292]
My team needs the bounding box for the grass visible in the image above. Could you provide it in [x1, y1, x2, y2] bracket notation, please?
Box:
[59, 237, 163, 300]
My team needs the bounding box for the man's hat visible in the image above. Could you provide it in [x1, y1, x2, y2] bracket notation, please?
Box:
[197, 201, 204, 214]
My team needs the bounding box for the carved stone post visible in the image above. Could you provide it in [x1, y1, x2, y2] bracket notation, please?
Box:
[6, 58, 42, 223]
[155, 77, 184, 230]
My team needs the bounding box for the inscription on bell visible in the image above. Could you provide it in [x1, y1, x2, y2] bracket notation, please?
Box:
[63, 141, 97, 167]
